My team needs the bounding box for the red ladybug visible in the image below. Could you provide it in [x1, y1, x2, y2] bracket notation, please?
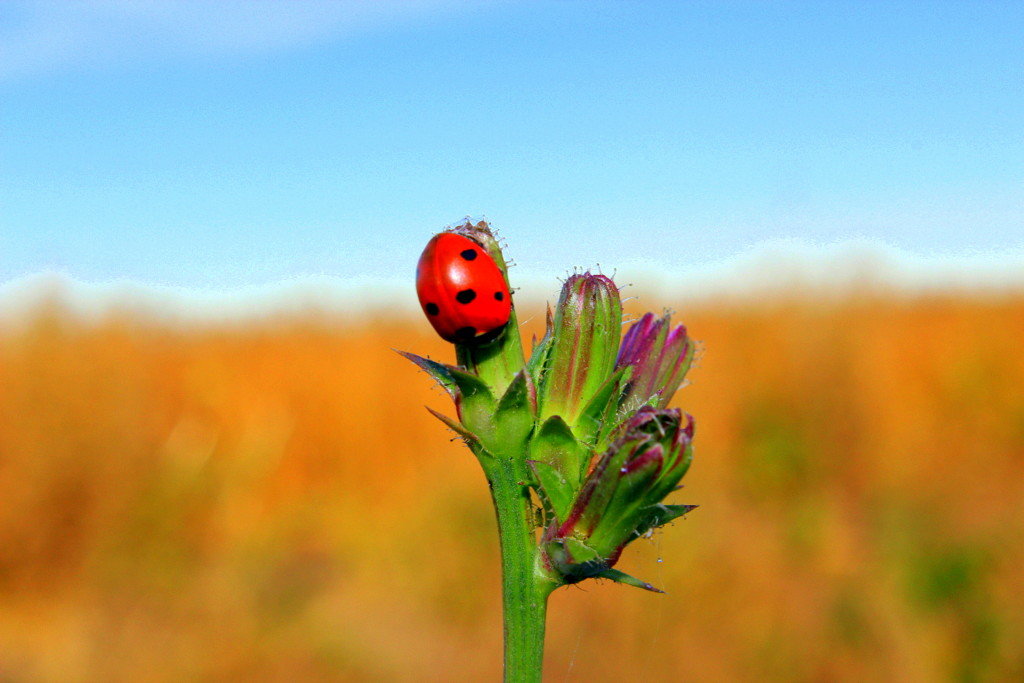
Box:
[416, 232, 512, 343]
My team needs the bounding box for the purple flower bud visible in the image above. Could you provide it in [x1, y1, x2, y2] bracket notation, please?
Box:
[616, 312, 694, 409]
[543, 406, 695, 580]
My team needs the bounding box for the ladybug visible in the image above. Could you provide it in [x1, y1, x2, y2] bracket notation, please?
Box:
[416, 232, 512, 343]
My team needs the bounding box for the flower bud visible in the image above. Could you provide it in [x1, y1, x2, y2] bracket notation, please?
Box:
[543, 406, 695, 586]
[616, 312, 694, 410]
[536, 273, 622, 431]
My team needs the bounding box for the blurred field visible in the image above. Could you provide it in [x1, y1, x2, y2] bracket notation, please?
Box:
[1, 287, 1022, 682]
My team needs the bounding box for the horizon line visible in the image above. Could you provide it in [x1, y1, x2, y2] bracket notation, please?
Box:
[3, 239, 1023, 322]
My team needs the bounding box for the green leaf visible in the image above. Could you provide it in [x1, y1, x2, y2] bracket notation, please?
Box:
[562, 536, 600, 564]
[396, 351, 455, 395]
[447, 365, 496, 440]
[494, 370, 536, 453]
[544, 537, 606, 581]
[574, 365, 631, 448]
[497, 369, 531, 412]
[629, 503, 698, 542]
[530, 415, 587, 490]
[594, 568, 664, 593]
[446, 364, 492, 397]
[594, 373, 634, 454]
[529, 460, 573, 521]
[425, 407, 480, 446]
[526, 305, 554, 374]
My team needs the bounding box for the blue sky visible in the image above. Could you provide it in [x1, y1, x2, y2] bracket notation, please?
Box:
[2, 1, 1022, 298]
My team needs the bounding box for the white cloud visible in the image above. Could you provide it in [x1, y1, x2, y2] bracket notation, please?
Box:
[0, 0, 474, 81]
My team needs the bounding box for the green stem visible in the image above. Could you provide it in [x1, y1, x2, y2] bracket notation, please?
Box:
[488, 457, 558, 683]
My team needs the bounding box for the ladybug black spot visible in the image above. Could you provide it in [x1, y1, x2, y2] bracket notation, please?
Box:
[425, 303, 440, 316]
[456, 289, 477, 304]
[494, 291, 504, 301]
[454, 326, 477, 341]
[460, 249, 478, 261]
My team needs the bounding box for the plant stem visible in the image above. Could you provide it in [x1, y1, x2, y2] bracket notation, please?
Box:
[488, 456, 558, 683]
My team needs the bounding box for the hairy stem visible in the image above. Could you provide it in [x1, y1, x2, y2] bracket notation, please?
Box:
[487, 456, 558, 683]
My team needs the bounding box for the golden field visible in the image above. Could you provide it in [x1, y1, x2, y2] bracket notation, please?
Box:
[0, 287, 1022, 681]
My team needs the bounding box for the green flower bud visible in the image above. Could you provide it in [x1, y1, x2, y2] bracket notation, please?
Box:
[535, 273, 623, 434]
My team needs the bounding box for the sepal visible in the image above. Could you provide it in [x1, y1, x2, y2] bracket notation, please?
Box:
[543, 537, 604, 583]
[397, 351, 456, 396]
[494, 370, 536, 454]
[594, 568, 664, 593]
[574, 365, 631, 449]
[543, 540, 664, 592]
[529, 415, 588, 490]
[628, 503, 698, 543]
[447, 365, 496, 440]
[529, 460, 574, 522]
[526, 304, 554, 384]
[425, 406, 481, 446]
